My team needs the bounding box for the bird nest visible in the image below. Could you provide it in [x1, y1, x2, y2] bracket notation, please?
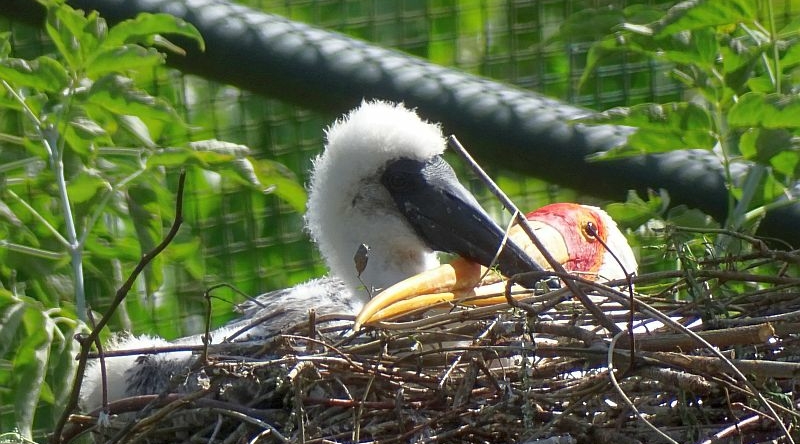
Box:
[64, 241, 800, 444]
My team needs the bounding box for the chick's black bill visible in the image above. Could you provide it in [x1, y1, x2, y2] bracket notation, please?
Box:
[381, 156, 543, 287]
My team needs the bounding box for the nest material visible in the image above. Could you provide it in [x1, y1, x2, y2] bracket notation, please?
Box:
[67, 248, 800, 444]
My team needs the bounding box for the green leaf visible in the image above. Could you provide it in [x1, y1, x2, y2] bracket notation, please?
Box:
[127, 180, 170, 294]
[63, 108, 113, 158]
[737, 128, 792, 164]
[0, 32, 11, 58]
[88, 75, 183, 138]
[746, 75, 776, 93]
[657, 28, 720, 72]
[165, 238, 205, 280]
[188, 139, 250, 158]
[252, 158, 307, 212]
[86, 45, 165, 79]
[69, 115, 107, 138]
[780, 43, 800, 70]
[728, 92, 800, 129]
[655, 0, 757, 37]
[45, 5, 105, 72]
[770, 150, 800, 179]
[0, 56, 69, 93]
[579, 35, 622, 90]
[778, 14, 800, 38]
[555, 7, 626, 43]
[147, 148, 197, 168]
[667, 205, 718, 229]
[0, 294, 26, 358]
[67, 170, 109, 204]
[605, 189, 668, 229]
[118, 115, 156, 149]
[84, 233, 142, 261]
[103, 13, 205, 52]
[13, 305, 53, 439]
[581, 102, 715, 157]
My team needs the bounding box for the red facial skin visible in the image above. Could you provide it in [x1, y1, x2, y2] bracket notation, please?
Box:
[526, 203, 607, 276]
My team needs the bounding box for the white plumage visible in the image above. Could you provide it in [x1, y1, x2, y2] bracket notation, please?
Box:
[305, 101, 444, 303]
[81, 101, 518, 411]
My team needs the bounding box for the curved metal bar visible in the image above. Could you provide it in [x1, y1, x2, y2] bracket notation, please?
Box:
[4, 0, 797, 245]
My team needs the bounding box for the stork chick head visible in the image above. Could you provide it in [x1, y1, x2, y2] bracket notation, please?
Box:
[305, 101, 444, 303]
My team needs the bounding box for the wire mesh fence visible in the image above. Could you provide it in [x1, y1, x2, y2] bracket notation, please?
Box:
[7, 0, 800, 441]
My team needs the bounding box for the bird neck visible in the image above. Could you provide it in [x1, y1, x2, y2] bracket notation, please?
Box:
[326, 234, 440, 307]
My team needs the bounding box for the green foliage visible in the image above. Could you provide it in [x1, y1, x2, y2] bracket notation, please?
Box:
[0, 1, 305, 439]
[572, 0, 800, 241]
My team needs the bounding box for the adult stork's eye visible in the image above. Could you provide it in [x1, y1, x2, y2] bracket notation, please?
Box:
[583, 221, 598, 239]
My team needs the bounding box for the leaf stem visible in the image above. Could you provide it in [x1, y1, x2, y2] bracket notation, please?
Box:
[3, 79, 87, 319]
[767, 0, 780, 93]
[6, 189, 70, 247]
[42, 124, 87, 319]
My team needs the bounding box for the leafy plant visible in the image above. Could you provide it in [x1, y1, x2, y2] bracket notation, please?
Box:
[0, 0, 305, 438]
[572, 0, 800, 243]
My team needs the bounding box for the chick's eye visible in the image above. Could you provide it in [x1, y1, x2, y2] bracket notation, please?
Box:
[385, 171, 413, 192]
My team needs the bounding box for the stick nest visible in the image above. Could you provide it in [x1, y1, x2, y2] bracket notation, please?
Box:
[66, 243, 800, 444]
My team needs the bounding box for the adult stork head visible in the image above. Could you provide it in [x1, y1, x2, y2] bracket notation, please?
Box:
[354, 203, 638, 326]
[304, 101, 542, 308]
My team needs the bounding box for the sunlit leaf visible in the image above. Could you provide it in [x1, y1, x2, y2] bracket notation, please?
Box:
[88, 75, 183, 138]
[728, 92, 800, 129]
[605, 189, 668, 229]
[251, 158, 307, 212]
[103, 13, 204, 52]
[67, 170, 109, 204]
[44, 3, 90, 70]
[779, 43, 800, 70]
[737, 128, 792, 165]
[86, 45, 165, 79]
[657, 28, 719, 72]
[189, 139, 250, 158]
[770, 151, 800, 179]
[45, 5, 106, 72]
[69, 115, 106, 138]
[746, 75, 776, 93]
[0, 56, 69, 93]
[655, 0, 757, 37]
[118, 115, 156, 149]
[147, 147, 198, 167]
[580, 102, 715, 157]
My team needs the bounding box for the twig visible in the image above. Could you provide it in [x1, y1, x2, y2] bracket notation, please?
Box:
[51, 170, 187, 444]
[607, 330, 679, 444]
[448, 135, 621, 335]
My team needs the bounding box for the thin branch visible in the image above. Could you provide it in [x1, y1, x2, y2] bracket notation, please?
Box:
[448, 135, 621, 335]
[607, 330, 679, 444]
[51, 170, 187, 444]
